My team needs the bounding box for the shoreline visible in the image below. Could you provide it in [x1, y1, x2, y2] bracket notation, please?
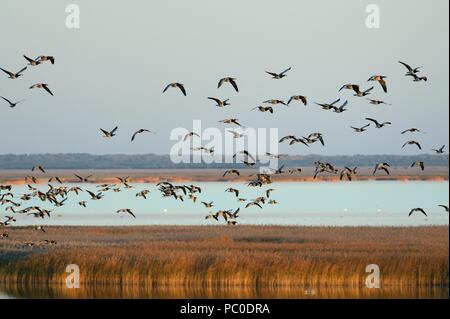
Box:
[1, 167, 448, 184]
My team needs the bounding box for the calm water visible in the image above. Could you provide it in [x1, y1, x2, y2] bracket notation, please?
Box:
[0, 283, 448, 299]
[10, 181, 449, 227]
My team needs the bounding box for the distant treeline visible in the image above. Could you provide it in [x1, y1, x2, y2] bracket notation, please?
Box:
[0, 153, 448, 169]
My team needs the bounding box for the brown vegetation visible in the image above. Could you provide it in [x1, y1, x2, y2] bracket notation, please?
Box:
[0, 226, 448, 297]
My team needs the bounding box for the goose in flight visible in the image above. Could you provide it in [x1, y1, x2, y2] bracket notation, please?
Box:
[208, 97, 230, 108]
[399, 61, 422, 75]
[225, 188, 240, 198]
[401, 128, 425, 135]
[409, 208, 427, 217]
[101, 126, 118, 138]
[74, 174, 92, 182]
[438, 205, 449, 212]
[332, 100, 348, 113]
[23, 55, 42, 66]
[266, 189, 275, 198]
[192, 146, 215, 154]
[1, 66, 27, 79]
[223, 170, 240, 177]
[163, 83, 186, 96]
[365, 118, 392, 128]
[201, 201, 214, 208]
[233, 150, 256, 162]
[218, 77, 239, 92]
[227, 130, 246, 139]
[0, 96, 25, 108]
[351, 124, 370, 133]
[340, 167, 358, 181]
[263, 99, 287, 106]
[354, 86, 374, 97]
[368, 75, 388, 93]
[402, 140, 422, 150]
[406, 73, 428, 82]
[37, 55, 55, 64]
[86, 190, 103, 200]
[251, 106, 274, 113]
[432, 145, 446, 154]
[339, 84, 359, 92]
[117, 208, 136, 218]
[287, 95, 307, 106]
[218, 118, 243, 127]
[78, 201, 87, 208]
[266, 67, 292, 79]
[315, 98, 341, 110]
[131, 129, 155, 142]
[32, 165, 46, 173]
[29, 83, 54, 96]
[373, 162, 391, 175]
[367, 99, 391, 106]
[411, 160, 425, 171]
[183, 132, 201, 141]
[288, 168, 302, 175]
[49, 176, 63, 184]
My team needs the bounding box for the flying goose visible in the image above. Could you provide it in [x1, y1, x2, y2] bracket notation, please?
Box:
[411, 160, 425, 171]
[406, 73, 428, 82]
[438, 205, 449, 212]
[117, 208, 136, 218]
[201, 201, 214, 208]
[223, 170, 240, 177]
[86, 190, 104, 200]
[351, 124, 370, 133]
[218, 119, 243, 127]
[402, 141, 422, 150]
[287, 95, 307, 106]
[367, 99, 391, 106]
[29, 83, 53, 96]
[266, 67, 292, 79]
[340, 84, 373, 97]
[131, 129, 155, 142]
[251, 106, 274, 113]
[432, 145, 446, 154]
[365, 118, 392, 128]
[183, 132, 201, 141]
[233, 150, 256, 162]
[246, 201, 263, 209]
[399, 61, 422, 75]
[263, 99, 287, 106]
[339, 84, 359, 92]
[401, 128, 425, 135]
[100, 126, 118, 138]
[208, 97, 230, 108]
[74, 174, 92, 182]
[409, 208, 427, 217]
[332, 100, 348, 113]
[266, 189, 275, 198]
[23, 55, 41, 66]
[218, 77, 239, 92]
[227, 130, 246, 139]
[1, 66, 27, 79]
[32, 165, 46, 173]
[225, 188, 240, 197]
[373, 162, 391, 175]
[288, 168, 302, 174]
[36, 226, 46, 233]
[78, 201, 87, 207]
[49, 176, 63, 184]
[37, 55, 55, 64]
[192, 146, 215, 154]
[1, 96, 25, 108]
[340, 167, 358, 181]
[163, 83, 186, 96]
[368, 75, 388, 93]
[315, 98, 341, 110]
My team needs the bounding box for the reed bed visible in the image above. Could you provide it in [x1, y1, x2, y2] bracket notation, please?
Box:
[0, 226, 448, 290]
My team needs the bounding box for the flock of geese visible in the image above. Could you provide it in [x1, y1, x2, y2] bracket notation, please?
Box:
[0, 55, 449, 246]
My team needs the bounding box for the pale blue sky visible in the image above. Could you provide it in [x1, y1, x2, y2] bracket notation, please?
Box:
[0, 0, 448, 155]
